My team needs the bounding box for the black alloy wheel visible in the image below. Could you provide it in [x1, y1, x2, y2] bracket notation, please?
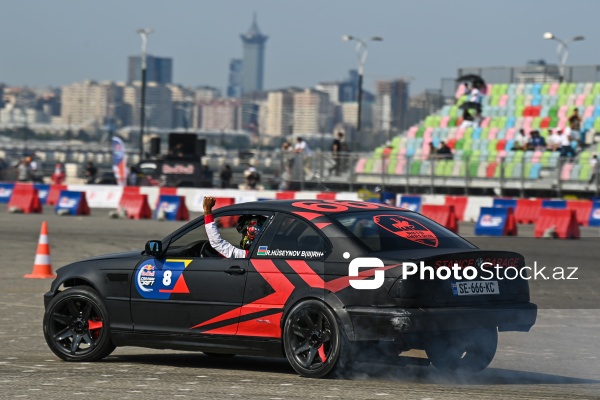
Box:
[283, 300, 350, 378]
[43, 287, 115, 361]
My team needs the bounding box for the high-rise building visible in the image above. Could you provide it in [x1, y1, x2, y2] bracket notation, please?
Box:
[61, 80, 123, 127]
[293, 89, 331, 134]
[240, 15, 268, 95]
[199, 99, 240, 131]
[227, 59, 243, 98]
[123, 82, 172, 129]
[265, 89, 296, 137]
[127, 55, 173, 84]
[374, 79, 409, 133]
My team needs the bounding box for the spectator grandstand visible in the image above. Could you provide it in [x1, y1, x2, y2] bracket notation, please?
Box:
[355, 81, 600, 196]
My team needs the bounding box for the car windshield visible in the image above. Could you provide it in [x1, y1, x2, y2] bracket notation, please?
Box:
[331, 211, 475, 252]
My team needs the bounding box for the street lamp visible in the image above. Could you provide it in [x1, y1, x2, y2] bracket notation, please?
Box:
[342, 35, 382, 152]
[543, 32, 584, 83]
[137, 28, 153, 158]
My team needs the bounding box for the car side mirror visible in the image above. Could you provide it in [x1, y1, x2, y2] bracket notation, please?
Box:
[145, 240, 164, 257]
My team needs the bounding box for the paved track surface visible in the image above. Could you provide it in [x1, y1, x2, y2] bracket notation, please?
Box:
[1, 208, 599, 399]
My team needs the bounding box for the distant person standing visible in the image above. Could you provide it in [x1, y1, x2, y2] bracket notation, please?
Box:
[85, 161, 98, 184]
[51, 163, 66, 185]
[331, 132, 345, 176]
[294, 137, 313, 179]
[220, 164, 233, 188]
[0, 158, 7, 181]
[568, 108, 583, 147]
[16, 158, 30, 182]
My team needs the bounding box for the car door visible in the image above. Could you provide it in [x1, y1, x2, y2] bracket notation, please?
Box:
[130, 211, 270, 336]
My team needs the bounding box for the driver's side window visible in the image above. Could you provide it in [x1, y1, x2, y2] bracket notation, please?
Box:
[168, 214, 248, 257]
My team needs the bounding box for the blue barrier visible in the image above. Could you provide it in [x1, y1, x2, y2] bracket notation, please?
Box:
[493, 198, 517, 209]
[398, 196, 422, 212]
[0, 183, 14, 204]
[34, 184, 50, 205]
[541, 199, 567, 209]
[155, 195, 188, 221]
[55, 190, 89, 215]
[589, 202, 600, 227]
[380, 192, 396, 205]
[475, 207, 517, 236]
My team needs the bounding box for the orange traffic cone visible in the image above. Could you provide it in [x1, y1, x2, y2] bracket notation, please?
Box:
[25, 221, 56, 279]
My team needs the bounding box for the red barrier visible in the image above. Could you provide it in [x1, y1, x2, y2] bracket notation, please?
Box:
[515, 199, 543, 224]
[276, 191, 296, 200]
[118, 193, 152, 219]
[534, 209, 580, 239]
[444, 196, 468, 221]
[504, 207, 518, 236]
[316, 192, 337, 200]
[123, 186, 141, 195]
[215, 197, 236, 228]
[46, 184, 67, 206]
[159, 187, 178, 195]
[421, 204, 459, 233]
[566, 200, 593, 226]
[7, 184, 42, 213]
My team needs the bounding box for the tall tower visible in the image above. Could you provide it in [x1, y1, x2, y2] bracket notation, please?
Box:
[240, 14, 268, 95]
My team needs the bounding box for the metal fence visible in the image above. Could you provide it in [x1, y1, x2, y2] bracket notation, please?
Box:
[1, 142, 597, 197]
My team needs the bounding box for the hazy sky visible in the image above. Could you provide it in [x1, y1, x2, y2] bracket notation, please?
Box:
[1, 0, 598, 95]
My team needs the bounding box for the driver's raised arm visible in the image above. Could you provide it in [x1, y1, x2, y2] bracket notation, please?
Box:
[203, 196, 248, 259]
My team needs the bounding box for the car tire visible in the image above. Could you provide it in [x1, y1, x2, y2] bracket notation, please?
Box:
[283, 299, 351, 378]
[425, 327, 498, 373]
[43, 287, 116, 362]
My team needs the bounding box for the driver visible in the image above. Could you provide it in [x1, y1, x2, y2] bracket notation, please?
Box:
[203, 196, 265, 258]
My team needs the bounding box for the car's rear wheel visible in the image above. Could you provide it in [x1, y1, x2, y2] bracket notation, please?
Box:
[283, 300, 351, 378]
[425, 327, 498, 373]
[43, 287, 115, 362]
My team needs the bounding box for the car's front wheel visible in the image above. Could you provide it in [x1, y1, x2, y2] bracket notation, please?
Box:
[425, 327, 498, 373]
[283, 300, 351, 378]
[43, 287, 115, 362]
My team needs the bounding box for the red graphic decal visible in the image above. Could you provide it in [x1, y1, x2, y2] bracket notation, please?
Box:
[235, 312, 283, 338]
[191, 259, 293, 330]
[373, 215, 439, 247]
[292, 201, 348, 212]
[158, 275, 190, 294]
[286, 260, 400, 293]
[314, 222, 331, 230]
[293, 211, 324, 221]
[202, 324, 239, 335]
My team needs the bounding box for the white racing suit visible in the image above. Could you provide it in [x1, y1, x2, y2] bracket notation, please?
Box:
[204, 214, 248, 258]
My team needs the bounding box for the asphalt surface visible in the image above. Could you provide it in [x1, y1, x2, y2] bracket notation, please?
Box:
[1, 207, 599, 399]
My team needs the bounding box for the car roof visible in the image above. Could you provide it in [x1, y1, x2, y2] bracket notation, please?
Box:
[219, 199, 411, 217]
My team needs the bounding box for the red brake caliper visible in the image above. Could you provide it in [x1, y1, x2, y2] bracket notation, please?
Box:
[88, 320, 103, 330]
[318, 345, 327, 362]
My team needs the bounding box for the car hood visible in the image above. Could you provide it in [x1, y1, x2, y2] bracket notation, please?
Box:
[82, 250, 142, 262]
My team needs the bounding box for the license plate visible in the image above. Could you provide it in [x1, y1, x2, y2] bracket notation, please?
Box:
[451, 281, 499, 296]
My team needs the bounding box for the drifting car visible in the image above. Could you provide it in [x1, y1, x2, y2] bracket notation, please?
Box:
[43, 200, 537, 378]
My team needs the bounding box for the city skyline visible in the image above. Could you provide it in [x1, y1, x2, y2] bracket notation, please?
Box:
[1, 1, 598, 96]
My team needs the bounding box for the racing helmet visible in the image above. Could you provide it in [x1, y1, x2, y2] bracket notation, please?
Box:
[237, 215, 265, 250]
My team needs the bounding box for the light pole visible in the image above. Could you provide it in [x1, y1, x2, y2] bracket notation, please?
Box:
[543, 32, 584, 83]
[342, 35, 382, 152]
[137, 28, 153, 158]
